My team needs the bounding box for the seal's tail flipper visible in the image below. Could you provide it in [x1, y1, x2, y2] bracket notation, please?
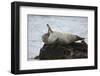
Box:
[47, 24, 53, 33]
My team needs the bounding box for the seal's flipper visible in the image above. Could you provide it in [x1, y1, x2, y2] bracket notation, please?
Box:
[47, 24, 53, 33]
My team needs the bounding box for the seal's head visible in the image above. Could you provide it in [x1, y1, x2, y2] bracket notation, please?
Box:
[75, 35, 85, 41]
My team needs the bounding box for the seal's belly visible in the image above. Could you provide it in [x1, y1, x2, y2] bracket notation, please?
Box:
[48, 32, 76, 44]
[58, 33, 75, 44]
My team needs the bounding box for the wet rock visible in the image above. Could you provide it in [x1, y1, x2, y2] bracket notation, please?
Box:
[34, 40, 88, 60]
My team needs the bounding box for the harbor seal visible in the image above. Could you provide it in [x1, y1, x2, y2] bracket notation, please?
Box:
[42, 24, 84, 44]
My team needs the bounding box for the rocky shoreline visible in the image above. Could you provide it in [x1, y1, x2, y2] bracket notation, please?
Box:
[34, 40, 88, 60]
